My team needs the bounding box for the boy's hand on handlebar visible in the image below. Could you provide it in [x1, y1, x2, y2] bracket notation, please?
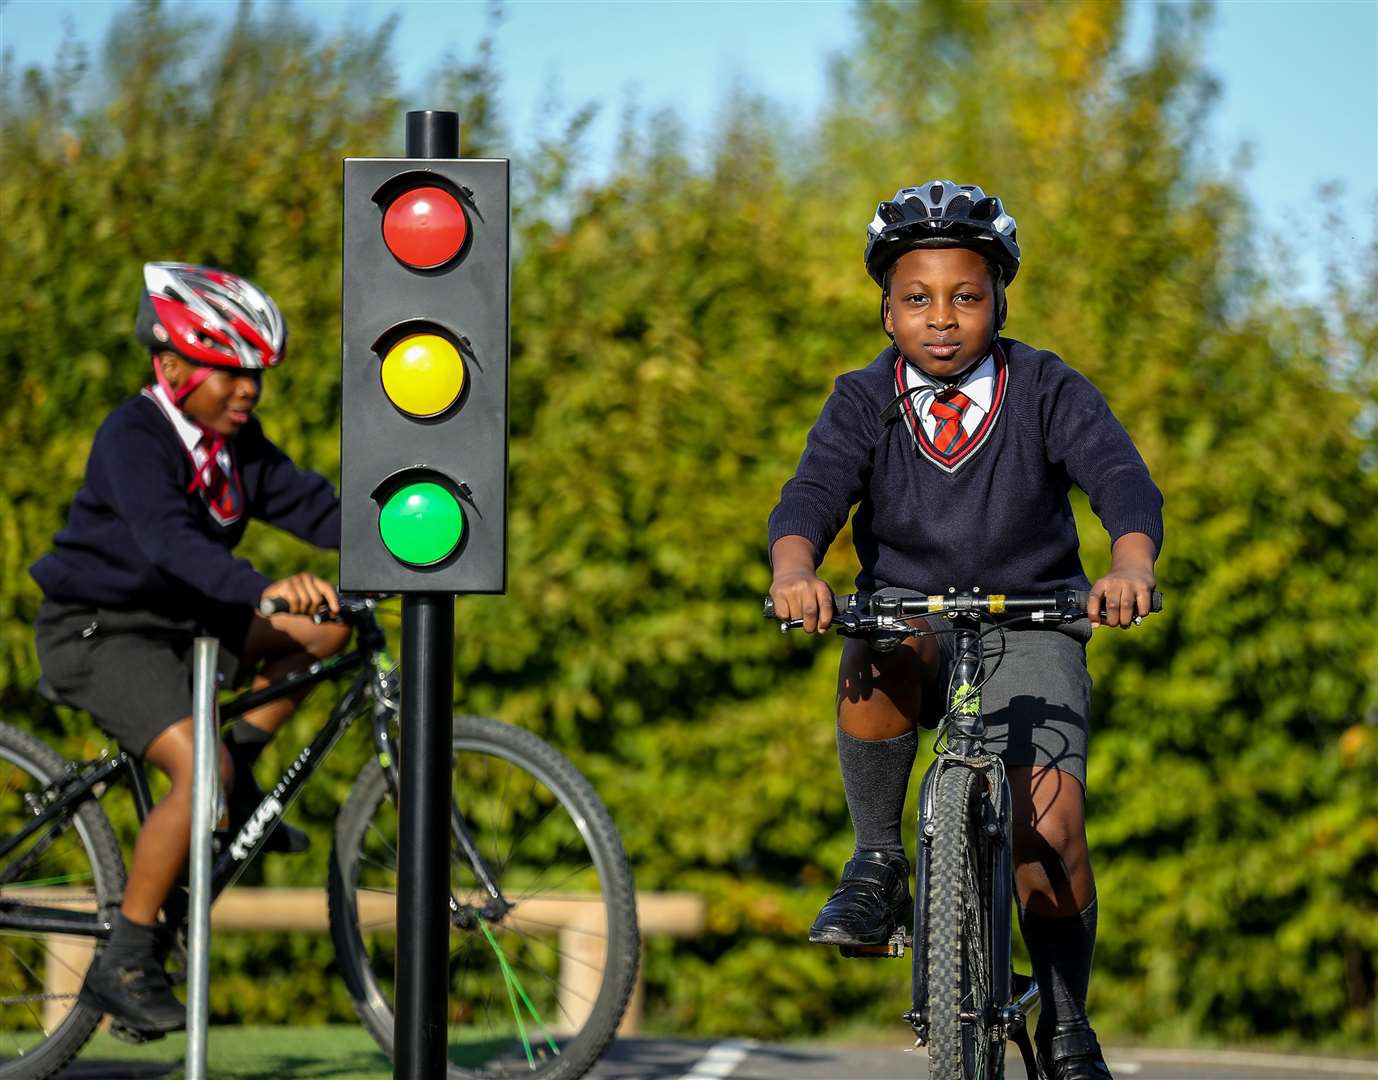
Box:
[1090, 531, 1158, 629]
[259, 573, 340, 618]
[769, 570, 835, 633]
[1087, 565, 1156, 629]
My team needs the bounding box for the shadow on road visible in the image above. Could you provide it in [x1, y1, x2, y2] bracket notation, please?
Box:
[52, 1062, 175, 1079]
[51, 1050, 394, 1079]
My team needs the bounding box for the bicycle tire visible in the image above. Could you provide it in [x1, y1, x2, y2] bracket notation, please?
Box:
[926, 764, 1002, 1080]
[328, 714, 640, 1080]
[0, 722, 125, 1080]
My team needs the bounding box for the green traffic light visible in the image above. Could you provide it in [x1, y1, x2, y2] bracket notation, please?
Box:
[378, 481, 464, 566]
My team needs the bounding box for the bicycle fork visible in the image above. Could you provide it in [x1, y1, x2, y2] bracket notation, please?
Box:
[906, 758, 1042, 1075]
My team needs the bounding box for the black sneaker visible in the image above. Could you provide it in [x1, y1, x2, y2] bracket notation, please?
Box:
[79, 948, 186, 1036]
[222, 775, 310, 855]
[1037, 1022, 1115, 1080]
[808, 851, 911, 947]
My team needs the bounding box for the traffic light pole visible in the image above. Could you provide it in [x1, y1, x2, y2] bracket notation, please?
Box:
[394, 110, 461, 1080]
[397, 592, 454, 1078]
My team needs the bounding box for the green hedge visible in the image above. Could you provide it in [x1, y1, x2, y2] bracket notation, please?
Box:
[2, 0, 1374, 1048]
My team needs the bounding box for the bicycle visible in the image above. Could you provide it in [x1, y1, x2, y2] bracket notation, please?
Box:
[767, 586, 1160, 1080]
[0, 594, 640, 1080]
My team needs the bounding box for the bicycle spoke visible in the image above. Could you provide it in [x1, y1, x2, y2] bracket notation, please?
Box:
[478, 920, 560, 1057]
[506, 914, 609, 942]
[502, 854, 597, 903]
[363, 820, 399, 869]
[487, 796, 559, 882]
[496, 921, 606, 983]
[5, 941, 54, 1033]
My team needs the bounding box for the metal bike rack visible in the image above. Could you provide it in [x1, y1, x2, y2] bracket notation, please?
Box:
[187, 636, 220, 1080]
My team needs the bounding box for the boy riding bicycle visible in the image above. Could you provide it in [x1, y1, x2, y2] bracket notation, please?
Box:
[29, 263, 347, 1037]
[767, 183, 1163, 1080]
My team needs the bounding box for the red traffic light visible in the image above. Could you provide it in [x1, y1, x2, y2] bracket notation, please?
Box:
[381, 186, 468, 269]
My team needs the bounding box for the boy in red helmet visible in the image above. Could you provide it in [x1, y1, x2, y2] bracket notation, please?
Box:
[31, 263, 347, 1036]
[768, 183, 1162, 1080]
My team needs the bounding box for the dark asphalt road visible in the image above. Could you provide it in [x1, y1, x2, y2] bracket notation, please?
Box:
[588, 1038, 1376, 1080]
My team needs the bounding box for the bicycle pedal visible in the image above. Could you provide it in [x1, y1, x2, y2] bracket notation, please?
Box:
[108, 1021, 168, 1045]
[840, 929, 909, 959]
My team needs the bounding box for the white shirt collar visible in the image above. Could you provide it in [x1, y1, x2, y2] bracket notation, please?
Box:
[146, 384, 205, 452]
[143, 385, 229, 476]
[904, 350, 997, 414]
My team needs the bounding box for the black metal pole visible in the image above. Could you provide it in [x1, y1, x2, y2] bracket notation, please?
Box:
[395, 109, 460, 1080]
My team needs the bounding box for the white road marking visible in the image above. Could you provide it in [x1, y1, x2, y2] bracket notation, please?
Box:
[1121, 1047, 1378, 1076]
[678, 1038, 758, 1079]
[1105, 1062, 1142, 1075]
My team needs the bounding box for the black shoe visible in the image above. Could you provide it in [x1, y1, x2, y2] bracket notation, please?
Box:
[223, 776, 310, 854]
[1037, 1022, 1114, 1080]
[79, 949, 186, 1036]
[808, 851, 911, 947]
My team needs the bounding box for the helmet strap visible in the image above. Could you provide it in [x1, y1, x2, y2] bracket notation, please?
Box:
[152, 355, 215, 409]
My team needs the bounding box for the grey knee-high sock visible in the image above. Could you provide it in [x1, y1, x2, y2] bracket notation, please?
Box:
[837, 727, 917, 861]
[1022, 896, 1099, 1039]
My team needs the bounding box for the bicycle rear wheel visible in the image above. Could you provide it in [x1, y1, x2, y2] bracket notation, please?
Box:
[328, 715, 640, 1080]
[926, 764, 1002, 1080]
[0, 722, 124, 1080]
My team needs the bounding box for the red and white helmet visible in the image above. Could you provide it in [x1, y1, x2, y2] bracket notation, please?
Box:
[136, 262, 286, 370]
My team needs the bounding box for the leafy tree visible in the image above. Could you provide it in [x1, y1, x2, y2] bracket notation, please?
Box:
[1, 0, 1373, 1047]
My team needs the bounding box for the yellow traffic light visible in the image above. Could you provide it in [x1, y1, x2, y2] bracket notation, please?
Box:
[379, 333, 466, 418]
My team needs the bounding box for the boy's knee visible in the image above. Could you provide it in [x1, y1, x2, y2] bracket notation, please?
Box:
[305, 622, 351, 661]
[1014, 812, 1088, 868]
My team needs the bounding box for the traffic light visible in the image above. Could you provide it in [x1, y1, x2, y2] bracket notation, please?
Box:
[340, 155, 509, 592]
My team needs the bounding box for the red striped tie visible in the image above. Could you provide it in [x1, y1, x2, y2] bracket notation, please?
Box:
[929, 390, 972, 455]
[189, 433, 240, 521]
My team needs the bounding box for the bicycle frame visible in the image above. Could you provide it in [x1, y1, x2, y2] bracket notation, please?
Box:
[1, 602, 515, 946]
[0, 646, 378, 944]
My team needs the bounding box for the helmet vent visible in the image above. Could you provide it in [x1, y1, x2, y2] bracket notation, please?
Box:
[904, 195, 926, 216]
[929, 183, 945, 203]
[945, 193, 973, 217]
[971, 198, 997, 221]
[878, 202, 904, 225]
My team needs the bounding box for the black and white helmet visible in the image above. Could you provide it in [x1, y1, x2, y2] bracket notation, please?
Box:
[864, 181, 1020, 288]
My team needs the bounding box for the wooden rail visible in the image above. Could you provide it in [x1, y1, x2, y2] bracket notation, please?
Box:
[41, 887, 703, 1034]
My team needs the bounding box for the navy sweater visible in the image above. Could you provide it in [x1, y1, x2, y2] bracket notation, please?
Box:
[31, 394, 341, 617]
[767, 338, 1163, 595]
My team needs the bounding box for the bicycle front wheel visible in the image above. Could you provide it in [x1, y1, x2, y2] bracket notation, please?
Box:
[926, 764, 1002, 1080]
[0, 722, 124, 1080]
[328, 715, 640, 1080]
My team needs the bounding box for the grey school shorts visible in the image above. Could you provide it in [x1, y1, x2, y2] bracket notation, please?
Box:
[34, 598, 252, 758]
[875, 587, 1093, 789]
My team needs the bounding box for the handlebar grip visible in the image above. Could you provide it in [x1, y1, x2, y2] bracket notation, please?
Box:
[1071, 589, 1163, 614]
[259, 596, 291, 617]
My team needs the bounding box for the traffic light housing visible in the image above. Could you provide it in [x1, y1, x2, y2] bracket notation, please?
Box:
[340, 157, 510, 592]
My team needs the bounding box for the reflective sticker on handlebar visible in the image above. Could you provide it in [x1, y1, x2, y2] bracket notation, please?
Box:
[928, 596, 945, 611]
[988, 595, 1006, 614]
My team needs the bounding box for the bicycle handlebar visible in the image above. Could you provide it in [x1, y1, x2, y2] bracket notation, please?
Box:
[258, 593, 391, 623]
[763, 588, 1163, 633]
